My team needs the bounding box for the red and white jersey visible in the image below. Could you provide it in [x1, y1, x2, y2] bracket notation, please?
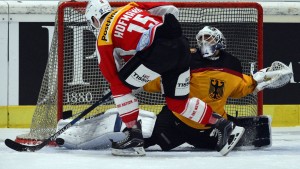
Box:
[96, 2, 173, 96]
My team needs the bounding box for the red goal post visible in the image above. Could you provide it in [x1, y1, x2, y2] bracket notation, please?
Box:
[15, 1, 263, 144]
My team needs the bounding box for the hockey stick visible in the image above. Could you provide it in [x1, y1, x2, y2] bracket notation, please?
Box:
[5, 91, 112, 152]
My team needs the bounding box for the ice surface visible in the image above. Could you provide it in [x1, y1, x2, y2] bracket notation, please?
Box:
[1, 127, 300, 169]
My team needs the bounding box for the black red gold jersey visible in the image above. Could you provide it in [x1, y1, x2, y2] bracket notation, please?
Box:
[189, 49, 256, 118]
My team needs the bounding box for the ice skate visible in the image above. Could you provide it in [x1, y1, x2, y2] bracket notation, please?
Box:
[111, 120, 145, 156]
[211, 114, 245, 156]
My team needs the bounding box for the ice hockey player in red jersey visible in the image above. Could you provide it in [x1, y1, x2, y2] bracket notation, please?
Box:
[85, 0, 244, 156]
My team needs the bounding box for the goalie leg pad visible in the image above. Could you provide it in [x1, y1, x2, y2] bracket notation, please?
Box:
[56, 111, 123, 149]
[56, 108, 157, 150]
[228, 115, 272, 148]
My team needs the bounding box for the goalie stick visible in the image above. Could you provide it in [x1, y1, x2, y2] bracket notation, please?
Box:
[5, 91, 112, 152]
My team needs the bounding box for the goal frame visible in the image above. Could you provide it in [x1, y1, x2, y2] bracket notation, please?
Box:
[57, 1, 263, 121]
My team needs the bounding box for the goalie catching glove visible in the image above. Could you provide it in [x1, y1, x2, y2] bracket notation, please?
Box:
[252, 61, 293, 94]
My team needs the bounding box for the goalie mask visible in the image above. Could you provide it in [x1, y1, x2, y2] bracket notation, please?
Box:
[196, 26, 226, 60]
[85, 0, 112, 29]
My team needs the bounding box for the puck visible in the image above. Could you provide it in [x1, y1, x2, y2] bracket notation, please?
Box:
[55, 138, 65, 145]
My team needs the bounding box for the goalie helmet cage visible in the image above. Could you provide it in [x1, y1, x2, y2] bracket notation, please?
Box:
[15, 1, 263, 144]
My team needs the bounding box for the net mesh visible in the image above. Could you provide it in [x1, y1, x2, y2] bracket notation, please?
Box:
[16, 2, 262, 142]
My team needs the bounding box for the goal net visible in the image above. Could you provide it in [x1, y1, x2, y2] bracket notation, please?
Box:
[16, 1, 263, 144]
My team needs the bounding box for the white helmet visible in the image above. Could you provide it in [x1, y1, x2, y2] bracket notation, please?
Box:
[85, 0, 112, 29]
[195, 26, 226, 59]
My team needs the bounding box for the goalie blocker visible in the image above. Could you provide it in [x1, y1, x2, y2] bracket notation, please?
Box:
[56, 107, 271, 150]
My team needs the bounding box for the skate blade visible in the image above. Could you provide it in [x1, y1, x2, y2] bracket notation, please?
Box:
[111, 147, 146, 156]
[219, 126, 245, 156]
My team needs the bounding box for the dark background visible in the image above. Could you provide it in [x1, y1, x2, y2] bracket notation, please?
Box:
[263, 23, 300, 104]
[18, 22, 300, 105]
[19, 22, 53, 105]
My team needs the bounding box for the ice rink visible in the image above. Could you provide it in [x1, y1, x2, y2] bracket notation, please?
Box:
[1, 127, 300, 169]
